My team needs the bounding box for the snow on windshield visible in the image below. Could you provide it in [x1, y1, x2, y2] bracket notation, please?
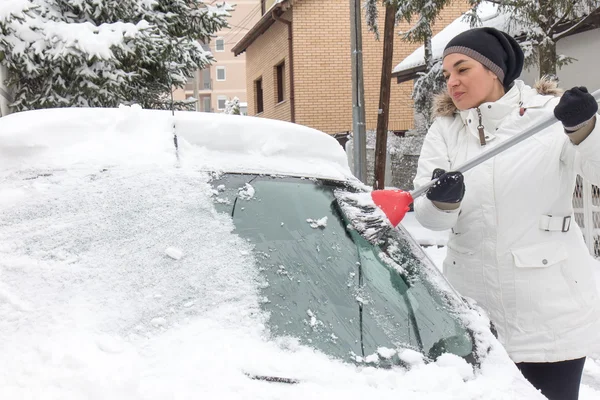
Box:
[0, 107, 548, 399]
[0, 165, 545, 399]
[0, 166, 264, 397]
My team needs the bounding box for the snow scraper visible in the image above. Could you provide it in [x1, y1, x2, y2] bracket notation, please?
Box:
[372, 88, 600, 227]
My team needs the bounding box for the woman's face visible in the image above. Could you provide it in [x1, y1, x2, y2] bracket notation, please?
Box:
[442, 53, 504, 110]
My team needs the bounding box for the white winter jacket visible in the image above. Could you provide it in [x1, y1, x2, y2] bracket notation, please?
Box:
[413, 78, 600, 363]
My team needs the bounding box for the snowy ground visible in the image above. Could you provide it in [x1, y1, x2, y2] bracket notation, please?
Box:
[400, 212, 600, 398]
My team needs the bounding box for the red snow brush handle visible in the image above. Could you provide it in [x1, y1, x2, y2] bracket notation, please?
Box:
[371, 189, 414, 227]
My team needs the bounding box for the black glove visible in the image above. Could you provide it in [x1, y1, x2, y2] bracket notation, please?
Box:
[426, 168, 465, 204]
[554, 86, 598, 132]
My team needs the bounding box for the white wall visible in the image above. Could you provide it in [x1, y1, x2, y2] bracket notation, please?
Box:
[519, 28, 600, 91]
[557, 28, 600, 90]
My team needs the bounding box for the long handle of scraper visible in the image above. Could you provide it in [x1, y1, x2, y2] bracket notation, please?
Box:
[372, 89, 600, 227]
[410, 88, 600, 199]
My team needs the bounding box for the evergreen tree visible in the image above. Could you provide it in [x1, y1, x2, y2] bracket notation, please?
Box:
[223, 96, 240, 115]
[412, 61, 445, 132]
[0, 0, 231, 111]
[466, 0, 600, 77]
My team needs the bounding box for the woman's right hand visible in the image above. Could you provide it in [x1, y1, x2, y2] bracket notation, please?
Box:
[426, 168, 465, 209]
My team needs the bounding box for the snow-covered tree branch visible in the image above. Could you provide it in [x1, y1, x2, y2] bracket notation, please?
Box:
[0, 0, 232, 112]
[412, 61, 445, 133]
[223, 96, 240, 115]
[468, 0, 600, 76]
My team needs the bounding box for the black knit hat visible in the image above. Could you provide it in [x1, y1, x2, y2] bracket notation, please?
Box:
[443, 27, 524, 88]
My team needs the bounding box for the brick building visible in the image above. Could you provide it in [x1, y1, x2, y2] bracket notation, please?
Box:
[232, 0, 470, 135]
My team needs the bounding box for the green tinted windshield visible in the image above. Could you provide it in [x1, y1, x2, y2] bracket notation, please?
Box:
[212, 175, 472, 364]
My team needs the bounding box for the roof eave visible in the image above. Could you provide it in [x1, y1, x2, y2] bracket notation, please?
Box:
[232, 1, 291, 56]
[392, 64, 428, 84]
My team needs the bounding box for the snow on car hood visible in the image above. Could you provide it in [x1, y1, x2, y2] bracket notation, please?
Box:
[0, 106, 355, 181]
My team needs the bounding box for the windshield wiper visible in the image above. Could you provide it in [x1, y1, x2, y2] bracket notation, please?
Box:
[245, 373, 299, 384]
[231, 175, 259, 218]
[333, 197, 425, 355]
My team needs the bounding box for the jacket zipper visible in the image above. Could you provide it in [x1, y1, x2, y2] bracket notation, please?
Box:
[476, 107, 486, 146]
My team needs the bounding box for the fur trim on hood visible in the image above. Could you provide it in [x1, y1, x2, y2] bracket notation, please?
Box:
[432, 75, 564, 118]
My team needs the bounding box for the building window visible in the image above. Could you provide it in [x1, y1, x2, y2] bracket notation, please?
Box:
[215, 38, 225, 52]
[217, 96, 227, 110]
[203, 97, 211, 112]
[201, 68, 211, 90]
[255, 78, 264, 114]
[216, 67, 226, 81]
[275, 62, 285, 103]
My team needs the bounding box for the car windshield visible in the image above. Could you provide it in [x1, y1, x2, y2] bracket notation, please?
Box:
[212, 174, 473, 364]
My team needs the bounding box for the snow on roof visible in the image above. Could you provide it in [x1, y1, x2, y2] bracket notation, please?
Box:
[0, 106, 354, 181]
[393, 2, 510, 75]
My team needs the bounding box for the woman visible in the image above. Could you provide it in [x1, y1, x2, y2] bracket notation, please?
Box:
[413, 27, 599, 400]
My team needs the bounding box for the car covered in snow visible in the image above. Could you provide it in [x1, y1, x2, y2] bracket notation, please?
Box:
[0, 107, 545, 399]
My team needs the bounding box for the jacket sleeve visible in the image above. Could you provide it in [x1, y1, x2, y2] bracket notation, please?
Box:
[413, 118, 461, 231]
[561, 115, 600, 185]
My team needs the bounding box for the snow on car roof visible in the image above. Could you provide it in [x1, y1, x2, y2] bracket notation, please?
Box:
[0, 106, 355, 181]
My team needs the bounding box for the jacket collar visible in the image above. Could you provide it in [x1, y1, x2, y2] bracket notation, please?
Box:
[457, 81, 523, 132]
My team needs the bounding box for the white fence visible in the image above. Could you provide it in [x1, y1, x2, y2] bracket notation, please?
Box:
[573, 175, 600, 258]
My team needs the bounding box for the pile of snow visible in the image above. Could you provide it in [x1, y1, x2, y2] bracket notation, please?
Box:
[0, 105, 176, 172]
[175, 111, 352, 180]
[238, 183, 256, 200]
[306, 216, 328, 229]
[0, 166, 264, 398]
[0, 107, 354, 181]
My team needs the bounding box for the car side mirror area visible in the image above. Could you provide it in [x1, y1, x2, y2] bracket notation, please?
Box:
[427, 332, 477, 366]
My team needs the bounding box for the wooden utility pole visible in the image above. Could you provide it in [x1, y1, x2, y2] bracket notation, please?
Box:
[373, 2, 397, 190]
